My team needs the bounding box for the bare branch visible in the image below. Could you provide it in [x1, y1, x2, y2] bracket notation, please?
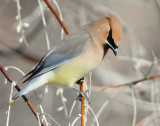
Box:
[0, 64, 44, 126]
[79, 81, 85, 126]
[43, 0, 69, 35]
[101, 75, 160, 92]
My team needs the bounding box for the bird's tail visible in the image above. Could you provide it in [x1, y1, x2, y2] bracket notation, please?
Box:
[8, 91, 23, 104]
[8, 83, 33, 104]
[8, 75, 48, 104]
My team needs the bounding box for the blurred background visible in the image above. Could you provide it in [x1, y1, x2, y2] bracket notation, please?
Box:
[0, 0, 160, 126]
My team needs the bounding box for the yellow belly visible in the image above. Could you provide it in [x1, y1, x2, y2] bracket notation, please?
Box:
[48, 55, 96, 87]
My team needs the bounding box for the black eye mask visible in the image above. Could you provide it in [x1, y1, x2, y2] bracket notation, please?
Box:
[107, 29, 118, 49]
[105, 29, 118, 56]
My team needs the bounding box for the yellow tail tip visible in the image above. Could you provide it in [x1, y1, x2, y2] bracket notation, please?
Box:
[8, 99, 14, 104]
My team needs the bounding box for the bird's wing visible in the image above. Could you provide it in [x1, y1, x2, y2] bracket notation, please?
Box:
[23, 30, 91, 83]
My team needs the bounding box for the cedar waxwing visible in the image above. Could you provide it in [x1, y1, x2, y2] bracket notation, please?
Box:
[9, 14, 122, 104]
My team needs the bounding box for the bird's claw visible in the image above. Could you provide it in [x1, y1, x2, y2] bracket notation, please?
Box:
[72, 87, 90, 103]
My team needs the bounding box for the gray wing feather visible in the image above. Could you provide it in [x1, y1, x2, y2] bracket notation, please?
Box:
[23, 29, 91, 83]
[33, 54, 78, 77]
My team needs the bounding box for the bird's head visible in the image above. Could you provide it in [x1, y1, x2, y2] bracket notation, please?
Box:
[105, 14, 122, 56]
[85, 14, 122, 56]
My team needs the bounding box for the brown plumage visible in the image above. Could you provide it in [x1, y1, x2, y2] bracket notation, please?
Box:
[9, 14, 122, 104]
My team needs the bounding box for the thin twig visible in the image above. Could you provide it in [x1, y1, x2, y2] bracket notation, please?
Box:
[43, 0, 69, 35]
[71, 116, 81, 126]
[38, 0, 50, 50]
[0, 65, 44, 126]
[83, 81, 90, 126]
[38, 113, 61, 126]
[88, 105, 99, 126]
[56, 88, 68, 116]
[4, 66, 25, 76]
[51, 0, 64, 39]
[69, 100, 77, 118]
[15, 0, 29, 46]
[6, 81, 14, 126]
[79, 81, 84, 126]
[59, 88, 68, 116]
[101, 75, 160, 92]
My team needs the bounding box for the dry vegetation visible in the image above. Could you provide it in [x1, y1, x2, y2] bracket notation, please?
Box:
[0, 0, 160, 126]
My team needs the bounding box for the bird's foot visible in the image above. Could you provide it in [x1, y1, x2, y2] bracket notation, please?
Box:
[72, 87, 90, 103]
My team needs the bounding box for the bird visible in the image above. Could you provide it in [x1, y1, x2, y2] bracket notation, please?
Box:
[9, 14, 122, 104]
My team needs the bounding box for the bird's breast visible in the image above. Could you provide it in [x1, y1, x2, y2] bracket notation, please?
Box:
[48, 52, 101, 87]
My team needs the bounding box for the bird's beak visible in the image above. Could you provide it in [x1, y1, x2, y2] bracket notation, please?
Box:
[106, 41, 118, 56]
[112, 48, 117, 56]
